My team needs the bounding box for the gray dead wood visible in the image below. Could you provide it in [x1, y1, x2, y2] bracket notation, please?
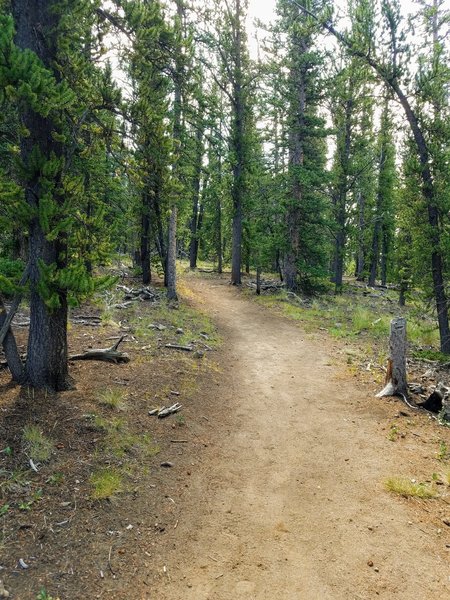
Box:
[0, 264, 30, 382]
[377, 317, 408, 399]
[0, 263, 30, 347]
[165, 343, 193, 352]
[158, 402, 182, 418]
[70, 336, 130, 364]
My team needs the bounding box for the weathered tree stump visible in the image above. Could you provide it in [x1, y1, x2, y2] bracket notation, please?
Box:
[376, 317, 408, 398]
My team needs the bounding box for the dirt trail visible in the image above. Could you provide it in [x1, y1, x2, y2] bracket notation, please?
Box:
[158, 277, 450, 599]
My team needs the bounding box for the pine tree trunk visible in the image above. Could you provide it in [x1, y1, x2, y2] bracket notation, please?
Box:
[167, 0, 184, 298]
[231, 0, 245, 286]
[27, 223, 70, 390]
[284, 33, 308, 293]
[189, 121, 204, 269]
[12, 0, 71, 391]
[391, 82, 450, 353]
[167, 207, 178, 301]
[368, 218, 380, 287]
[355, 191, 366, 281]
[380, 229, 388, 287]
[333, 96, 353, 293]
[217, 195, 223, 274]
[141, 194, 151, 285]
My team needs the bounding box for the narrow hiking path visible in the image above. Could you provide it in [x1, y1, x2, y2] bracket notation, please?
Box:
[157, 276, 450, 600]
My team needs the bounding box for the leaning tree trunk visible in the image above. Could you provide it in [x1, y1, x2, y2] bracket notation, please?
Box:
[12, 0, 71, 391]
[0, 297, 25, 383]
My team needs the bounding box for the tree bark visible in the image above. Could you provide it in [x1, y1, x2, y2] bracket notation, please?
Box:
[167, 0, 184, 299]
[355, 191, 366, 281]
[189, 118, 204, 269]
[297, 5, 450, 352]
[0, 298, 25, 383]
[167, 207, 178, 301]
[12, 0, 71, 391]
[284, 31, 308, 292]
[376, 317, 408, 398]
[256, 266, 262, 296]
[231, 0, 245, 286]
[141, 192, 151, 284]
[333, 95, 353, 293]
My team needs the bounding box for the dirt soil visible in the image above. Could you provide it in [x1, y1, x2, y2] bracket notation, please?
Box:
[1, 274, 450, 599]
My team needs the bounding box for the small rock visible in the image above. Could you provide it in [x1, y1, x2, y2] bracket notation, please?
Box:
[176, 328, 184, 335]
[374, 567, 379, 573]
[160, 461, 174, 468]
[367, 560, 374, 567]
[194, 351, 204, 359]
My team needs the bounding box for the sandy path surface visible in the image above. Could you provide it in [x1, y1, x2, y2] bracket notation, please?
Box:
[158, 277, 450, 599]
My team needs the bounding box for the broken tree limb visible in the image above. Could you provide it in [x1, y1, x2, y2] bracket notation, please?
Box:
[69, 336, 130, 364]
[0, 263, 30, 383]
[376, 317, 408, 399]
[165, 344, 193, 352]
[158, 403, 182, 418]
[0, 262, 30, 347]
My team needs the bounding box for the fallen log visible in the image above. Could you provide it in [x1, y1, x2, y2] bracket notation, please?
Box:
[158, 403, 182, 418]
[70, 336, 130, 364]
[165, 344, 193, 352]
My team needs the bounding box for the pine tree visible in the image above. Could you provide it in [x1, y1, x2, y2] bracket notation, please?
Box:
[275, 0, 329, 292]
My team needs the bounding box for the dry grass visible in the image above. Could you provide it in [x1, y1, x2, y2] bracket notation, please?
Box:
[384, 477, 437, 499]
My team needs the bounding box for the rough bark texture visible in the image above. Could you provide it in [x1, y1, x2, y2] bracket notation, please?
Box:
[189, 121, 204, 269]
[230, 0, 245, 286]
[167, 0, 183, 299]
[0, 298, 25, 383]
[284, 29, 308, 292]
[141, 192, 151, 285]
[355, 192, 366, 281]
[376, 317, 408, 398]
[12, 0, 71, 391]
[167, 207, 178, 301]
[332, 95, 353, 293]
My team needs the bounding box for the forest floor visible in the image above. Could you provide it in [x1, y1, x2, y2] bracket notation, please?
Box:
[1, 271, 450, 599]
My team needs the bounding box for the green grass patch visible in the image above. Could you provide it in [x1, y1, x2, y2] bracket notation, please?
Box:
[22, 425, 53, 463]
[97, 388, 127, 410]
[0, 468, 30, 496]
[384, 477, 437, 499]
[90, 468, 122, 499]
[129, 297, 220, 349]
[411, 349, 449, 363]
